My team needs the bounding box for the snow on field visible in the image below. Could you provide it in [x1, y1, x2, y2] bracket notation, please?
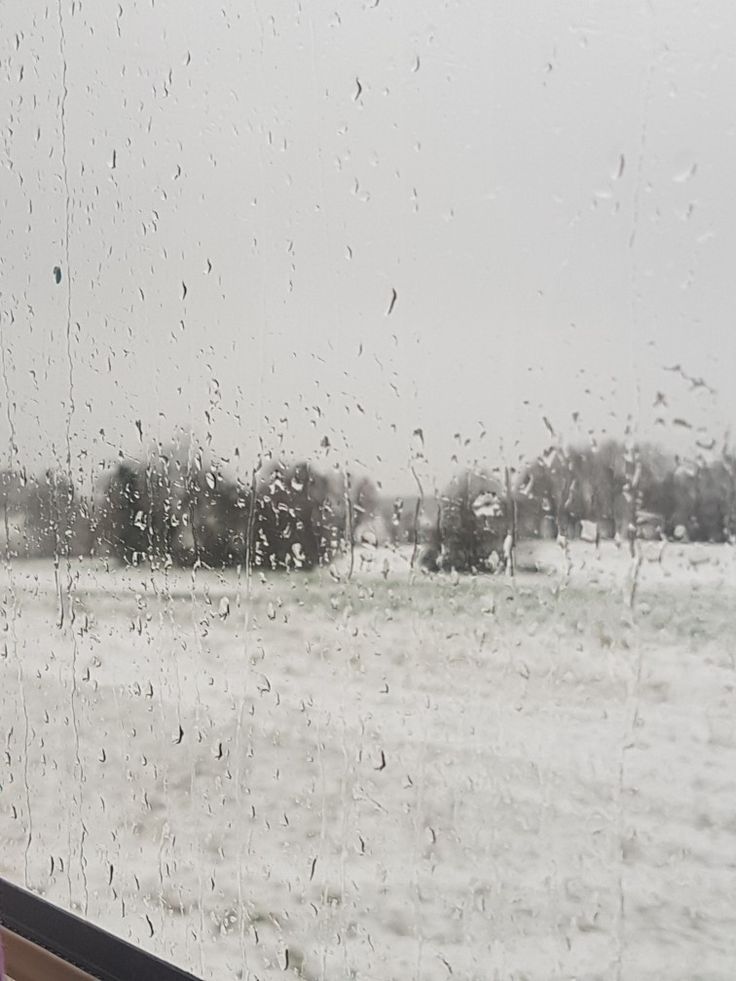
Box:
[1, 543, 735, 979]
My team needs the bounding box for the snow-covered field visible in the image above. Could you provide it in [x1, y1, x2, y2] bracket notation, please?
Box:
[1, 542, 735, 979]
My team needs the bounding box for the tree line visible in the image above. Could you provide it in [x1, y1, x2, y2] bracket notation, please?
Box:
[0, 436, 734, 573]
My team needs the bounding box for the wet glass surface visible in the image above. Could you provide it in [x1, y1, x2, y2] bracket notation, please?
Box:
[1, 3, 735, 979]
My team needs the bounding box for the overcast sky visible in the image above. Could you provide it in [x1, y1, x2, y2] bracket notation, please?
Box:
[1, 0, 735, 492]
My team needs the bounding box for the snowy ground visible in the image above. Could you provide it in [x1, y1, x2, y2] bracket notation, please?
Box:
[1, 542, 735, 980]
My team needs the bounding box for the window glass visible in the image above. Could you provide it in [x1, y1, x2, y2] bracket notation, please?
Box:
[1, 2, 735, 979]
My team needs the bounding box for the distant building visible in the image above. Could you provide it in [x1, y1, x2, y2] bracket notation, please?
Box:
[580, 519, 598, 544]
[354, 514, 391, 548]
[636, 510, 665, 540]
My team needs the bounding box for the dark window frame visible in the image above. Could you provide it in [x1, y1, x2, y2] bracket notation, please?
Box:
[0, 878, 201, 981]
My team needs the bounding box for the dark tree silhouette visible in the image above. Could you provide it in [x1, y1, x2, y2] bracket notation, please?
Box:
[434, 469, 506, 572]
[254, 461, 346, 570]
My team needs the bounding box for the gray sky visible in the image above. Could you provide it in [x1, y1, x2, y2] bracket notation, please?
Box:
[1, 0, 735, 492]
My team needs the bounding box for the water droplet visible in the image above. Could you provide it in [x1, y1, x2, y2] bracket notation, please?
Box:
[673, 162, 697, 183]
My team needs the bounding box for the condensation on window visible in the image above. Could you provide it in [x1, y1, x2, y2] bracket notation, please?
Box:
[1, 3, 735, 980]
